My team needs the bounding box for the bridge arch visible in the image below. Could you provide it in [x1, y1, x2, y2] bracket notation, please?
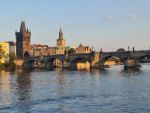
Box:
[70, 57, 91, 69]
[101, 55, 128, 66]
[71, 57, 90, 63]
[103, 56, 121, 65]
[46, 57, 64, 69]
[24, 51, 30, 57]
[138, 55, 150, 63]
[23, 59, 36, 69]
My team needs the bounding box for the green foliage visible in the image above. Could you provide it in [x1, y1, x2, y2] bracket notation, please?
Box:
[117, 48, 125, 52]
[68, 48, 75, 54]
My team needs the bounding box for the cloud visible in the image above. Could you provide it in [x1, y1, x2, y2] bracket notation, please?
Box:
[103, 16, 113, 21]
[101, 14, 138, 22]
[127, 14, 137, 20]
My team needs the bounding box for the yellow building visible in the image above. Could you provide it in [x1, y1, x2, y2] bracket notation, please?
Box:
[0, 42, 9, 63]
[75, 44, 91, 54]
[0, 42, 16, 63]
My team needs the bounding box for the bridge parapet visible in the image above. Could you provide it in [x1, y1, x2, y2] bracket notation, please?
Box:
[22, 50, 150, 69]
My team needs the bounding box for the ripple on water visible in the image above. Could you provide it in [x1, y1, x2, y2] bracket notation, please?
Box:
[0, 65, 150, 113]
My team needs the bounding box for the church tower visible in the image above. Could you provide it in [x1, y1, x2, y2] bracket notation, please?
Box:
[16, 21, 31, 58]
[56, 27, 65, 47]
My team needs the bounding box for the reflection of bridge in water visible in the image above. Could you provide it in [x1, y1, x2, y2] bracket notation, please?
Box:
[24, 50, 150, 70]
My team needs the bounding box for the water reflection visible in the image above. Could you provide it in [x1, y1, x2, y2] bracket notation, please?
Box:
[120, 68, 143, 76]
[0, 65, 150, 113]
[55, 70, 67, 112]
[16, 70, 32, 113]
[0, 71, 11, 107]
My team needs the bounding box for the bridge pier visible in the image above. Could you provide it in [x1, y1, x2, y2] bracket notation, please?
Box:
[23, 61, 33, 69]
[22, 50, 150, 70]
[63, 61, 71, 69]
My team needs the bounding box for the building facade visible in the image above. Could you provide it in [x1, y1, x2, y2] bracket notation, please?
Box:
[0, 42, 16, 63]
[31, 44, 49, 57]
[8, 41, 16, 55]
[75, 44, 91, 54]
[16, 21, 31, 58]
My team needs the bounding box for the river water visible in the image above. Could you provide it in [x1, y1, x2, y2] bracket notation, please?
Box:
[0, 64, 150, 113]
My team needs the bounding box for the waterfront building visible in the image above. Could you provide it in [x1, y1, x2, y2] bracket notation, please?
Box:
[47, 47, 57, 55]
[31, 27, 67, 57]
[75, 43, 91, 54]
[16, 21, 31, 58]
[0, 42, 16, 63]
[31, 45, 58, 56]
[7, 41, 16, 56]
[29, 27, 68, 67]
[31, 44, 49, 56]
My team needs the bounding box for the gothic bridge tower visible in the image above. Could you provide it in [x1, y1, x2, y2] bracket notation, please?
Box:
[16, 21, 31, 58]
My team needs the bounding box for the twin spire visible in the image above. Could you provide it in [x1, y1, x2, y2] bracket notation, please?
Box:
[20, 21, 30, 33]
[20, 21, 26, 33]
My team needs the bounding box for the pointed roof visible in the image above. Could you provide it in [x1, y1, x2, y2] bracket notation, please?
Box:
[59, 26, 64, 39]
[79, 43, 83, 47]
[20, 21, 26, 33]
[60, 26, 62, 33]
[26, 27, 29, 32]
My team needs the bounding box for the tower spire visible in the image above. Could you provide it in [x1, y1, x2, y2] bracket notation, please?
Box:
[59, 26, 63, 39]
[20, 21, 26, 33]
[27, 27, 29, 33]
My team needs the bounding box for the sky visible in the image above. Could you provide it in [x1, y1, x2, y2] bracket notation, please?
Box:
[0, 0, 150, 51]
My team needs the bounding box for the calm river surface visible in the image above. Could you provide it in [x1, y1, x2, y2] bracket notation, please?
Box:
[0, 64, 150, 113]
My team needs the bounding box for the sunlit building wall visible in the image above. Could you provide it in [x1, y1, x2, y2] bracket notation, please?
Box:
[0, 42, 16, 63]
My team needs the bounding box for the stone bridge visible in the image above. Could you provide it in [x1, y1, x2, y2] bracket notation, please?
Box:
[24, 50, 150, 69]
[101, 50, 150, 63]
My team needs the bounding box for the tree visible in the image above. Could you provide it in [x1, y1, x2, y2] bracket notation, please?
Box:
[117, 48, 125, 52]
[68, 48, 76, 54]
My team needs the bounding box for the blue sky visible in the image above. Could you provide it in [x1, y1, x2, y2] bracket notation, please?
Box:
[0, 0, 150, 51]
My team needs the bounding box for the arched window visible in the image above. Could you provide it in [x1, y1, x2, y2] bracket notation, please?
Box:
[24, 51, 30, 57]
